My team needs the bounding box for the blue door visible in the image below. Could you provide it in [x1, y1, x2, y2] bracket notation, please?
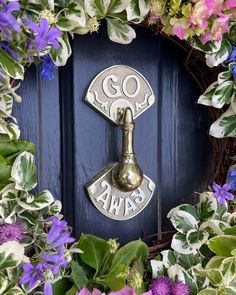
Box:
[14, 27, 210, 244]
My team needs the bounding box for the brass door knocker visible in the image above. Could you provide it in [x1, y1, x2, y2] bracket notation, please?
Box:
[85, 65, 156, 220]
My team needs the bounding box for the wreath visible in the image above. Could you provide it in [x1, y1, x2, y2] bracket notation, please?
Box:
[1, 0, 236, 295]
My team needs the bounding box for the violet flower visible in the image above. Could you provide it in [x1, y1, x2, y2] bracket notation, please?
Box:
[0, 223, 24, 244]
[0, 0, 20, 38]
[1, 41, 19, 60]
[47, 216, 74, 249]
[41, 245, 68, 274]
[150, 276, 172, 295]
[213, 183, 234, 205]
[44, 282, 53, 295]
[20, 263, 44, 289]
[228, 46, 236, 62]
[227, 168, 236, 190]
[28, 18, 61, 52]
[41, 54, 57, 80]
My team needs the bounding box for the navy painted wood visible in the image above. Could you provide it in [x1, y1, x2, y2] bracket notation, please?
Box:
[14, 27, 210, 244]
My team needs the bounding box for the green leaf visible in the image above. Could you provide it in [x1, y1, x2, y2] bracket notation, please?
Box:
[220, 257, 236, 285]
[150, 260, 166, 278]
[208, 236, 236, 256]
[4, 287, 24, 295]
[212, 80, 234, 108]
[0, 141, 35, 163]
[107, 18, 136, 44]
[194, 268, 223, 287]
[186, 229, 209, 249]
[0, 241, 24, 271]
[197, 288, 218, 295]
[171, 232, 192, 254]
[66, 285, 78, 295]
[111, 240, 148, 270]
[190, 37, 221, 53]
[126, 0, 149, 22]
[198, 81, 218, 107]
[11, 151, 37, 191]
[0, 161, 11, 189]
[206, 256, 225, 269]
[19, 190, 54, 211]
[79, 234, 109, 272]
[175, 252, 201, 269]
[99, 264, 126, 291]
[218, 64, 235, 84]
[71, 261, 88, 289]
[0, 48, 24, 80]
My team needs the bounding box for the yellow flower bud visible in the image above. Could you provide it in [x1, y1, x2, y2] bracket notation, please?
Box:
[39, 9, 55, 25]
[148, 0, 166, 15]
[107, 238, 119, 254]
[128, 270, 143, 289]
[87, 17, 100, 33]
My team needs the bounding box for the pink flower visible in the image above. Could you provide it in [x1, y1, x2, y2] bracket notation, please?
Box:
[0, 223, 24, 244]
[172, 281, 190, 295]
[191, 0, 212, 29]
[226, 0, 236, 9]
[76, 287, 152, 295]
[211, 15, 230, 41]
[150, 277, 172, 295]
[76, 288, 105, 295]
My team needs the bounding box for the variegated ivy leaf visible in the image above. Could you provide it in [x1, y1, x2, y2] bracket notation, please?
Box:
[200, 220, 225, 237]
[0, 241, 24, 271]
[50, 32, 72, 66]
[11, 151, 37, 191]
[161, 250, 176, 268]
[227, 212, 236, 226]
[126, 0, 149, 23]
[167, 204, 199, 234]
[197, 289, 218, 295]
[0, 274, 8, 294]
[190, 38, 222, 54]
[221, 287, 236, 295]
[212, 80, 235, 109]
[107, 0, 130, 14]
[205, 40, 232, 68]
[175, 252, 201, 269]
[168, 264, 198, 293]
[198, 81, 218, 107]
[49, 200, 62, 215]
[19, 190, 54, 211]
[0, 49, 24, 80]
[3, 287, 25, 295]
[194, 268, 223, 287]
[220, 257, 236, 285]
[209, 103, 236, 138]
[56, 1, 87, 31]
[107, 19, 136, 44]
[171, 232, 193, 254]
[0, 119, 20, 141]
[0, 94, 13, 116]
[84, 0, 110, 18]
[186, 229, 209, 251]
[0, 198, 17, 223]
[196, 192, 218, 222]
[218, 63, 235, 84]
[206, 256, 225, 269]
[150, 260, 166, 278]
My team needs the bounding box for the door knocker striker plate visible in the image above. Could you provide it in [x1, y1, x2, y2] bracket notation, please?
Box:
[85, 163, 156, 221]
[85, 65, 155, 124]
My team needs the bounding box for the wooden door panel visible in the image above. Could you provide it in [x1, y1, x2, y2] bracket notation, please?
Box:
[15, 27, 210, 243]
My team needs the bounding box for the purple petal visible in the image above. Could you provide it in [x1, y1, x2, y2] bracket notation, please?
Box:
[28, 21, 40, 33]
[222, 183, 230, 191]
[77, 288, 92, 295]
[49, 39, 59, 49]
[224, 192, 234, 201]
[44, 282, 53, 295]
[50, 232, 74, 249]
[6, 2, 20, 13]
[20, 274, 31, 285]
[213, 183, 221, 192]
[46, 27, 61, 40]
[217, 196, 226, 206]
[35, 36, 47, 51]
[22, 263, 34, 272]
[39, 18, 49, 35]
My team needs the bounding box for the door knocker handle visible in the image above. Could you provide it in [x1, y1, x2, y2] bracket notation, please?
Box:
[84, 65, 156, 220]
[111, 107, 143, 192]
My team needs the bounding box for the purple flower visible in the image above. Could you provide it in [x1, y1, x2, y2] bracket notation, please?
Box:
[1, 41, 19, 60]
[172, 281, 190, 295]
[44, 282, 53, 295]
[20, 263, 44, 290]
[28, 18, 61, 52]
[0, 223, 24, 244]
[232, 65, 236, 77]
[47, 216, 74, 249]
[227, 168, 236, 190]
[0, 0, 20, 38]
[228, 46, 236, 62]
[41, 245, 68, 274]
[213, 183, 234, 205]
[41, 54, 57, 80]
[150, 276, 172, 295]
